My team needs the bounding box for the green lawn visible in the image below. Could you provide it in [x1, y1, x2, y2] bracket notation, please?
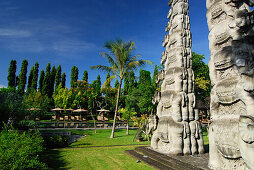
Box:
[42, 128, 209, 170]
[42, 129, 153, 170]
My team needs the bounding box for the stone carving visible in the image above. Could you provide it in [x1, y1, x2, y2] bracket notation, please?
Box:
[151, 0, 204, 156]
[206, 0, 254, 169]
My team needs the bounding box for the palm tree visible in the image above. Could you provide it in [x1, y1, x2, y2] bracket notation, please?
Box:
[91, 39, 151, 138]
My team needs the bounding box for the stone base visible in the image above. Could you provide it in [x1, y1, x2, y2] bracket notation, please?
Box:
[125, 146, 210, 170]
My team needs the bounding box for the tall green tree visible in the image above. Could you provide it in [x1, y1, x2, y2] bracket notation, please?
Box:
[55, 65, 62, 90]
[38, 69, 44, 93]
[126, 69, 154, 114]
[49, 66, 56, 97]
[31, 62, 39, 91]
[17, 60, 28, 94]
[96, 75, 101, 98]
[61, 73, 66, 88]
[42, 63, 51, 96]
[128, 71, 135, 94]
[123, 74, 129, 95]
[7, 60, 17, 88]
[105, 72, 111, 88]
[27, 67, 34, 91]
[70, 66, 79, 88]
[82, 70, 88, 82]
[192, 52, 211, 101]
[91, 39, 150, 138]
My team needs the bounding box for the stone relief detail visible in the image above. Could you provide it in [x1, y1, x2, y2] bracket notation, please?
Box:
[151, 0, 204, 156]
[207, 0, 254, 169]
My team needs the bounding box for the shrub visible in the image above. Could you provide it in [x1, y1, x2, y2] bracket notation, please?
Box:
[0, 126, 47, 169]
[43, 135, 70, 149]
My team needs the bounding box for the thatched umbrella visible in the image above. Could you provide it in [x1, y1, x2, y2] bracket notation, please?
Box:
[73, 108, 88, 121]
[97, 109, 110, 121]
[27, 108, 41, 111]
[64, 109, 74, 120]
[51, 108, 64, 120]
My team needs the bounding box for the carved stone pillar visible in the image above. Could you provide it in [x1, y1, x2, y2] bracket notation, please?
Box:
[151, 0, 204, 156]
[206, 0, 254, 169]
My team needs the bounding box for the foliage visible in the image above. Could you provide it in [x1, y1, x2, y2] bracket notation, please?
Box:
[118, 108, 136, 121]
[102, 86, 117, 112]
[0, 88, 27, 128]
[24, 90, 52, 114]
[7, 60, 17, 88]
[43, 135, 69, 149]
[70, 66, 79, 88]
[17, 59, 28, 95]
[0, 126, 46, 169]
[53, 85, 75, 109]
[126, 69, 154, 114]
[152, 64, 158, 90]
[38, 69, 45, 93]
[192, 52, 211, 101]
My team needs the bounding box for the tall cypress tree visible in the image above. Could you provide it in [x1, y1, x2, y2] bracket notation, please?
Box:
[55, 65, 61, 90]
[124, 73, 129, 95]
[31, 62, 39, 91]
[49, 65, 56, 97]
[42, 63, 51, 96]
[128, 71, 135, 94]
[70, 66, 78, 88]
[17, 59, 28, 94]
[96, 75, 101, 98]
[7, 60, 17, 88]
[61, 72, 66, 88]
[82, 70, 88, 82]
[139, 69, 151, 85]
[105, 72, 111, 88]
[27, 66, 34, 91]
[38, 69, 45, 92]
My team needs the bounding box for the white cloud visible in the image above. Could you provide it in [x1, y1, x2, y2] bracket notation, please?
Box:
[53, 40, 96, 53]
[0, 28, 32, 38]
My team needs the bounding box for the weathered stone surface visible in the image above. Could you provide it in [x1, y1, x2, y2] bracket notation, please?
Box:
[206, 0, 254, 169]
[151, 0, 204, 156]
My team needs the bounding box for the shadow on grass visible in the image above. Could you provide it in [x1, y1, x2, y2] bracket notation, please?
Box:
[69, 143, 92, 147]
[41, 149, 68, 170]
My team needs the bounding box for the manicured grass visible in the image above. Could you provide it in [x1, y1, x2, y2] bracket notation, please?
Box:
[42, 129, 153, 170]
[42, 128, 209, 169]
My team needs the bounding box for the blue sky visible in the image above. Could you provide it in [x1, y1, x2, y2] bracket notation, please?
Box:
[0, 0, 209, 88]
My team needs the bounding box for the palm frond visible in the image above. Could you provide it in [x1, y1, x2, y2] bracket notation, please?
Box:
[90, 65, 112, 73]
[100, 52, 118, 69]
[101, 75, 116, 89]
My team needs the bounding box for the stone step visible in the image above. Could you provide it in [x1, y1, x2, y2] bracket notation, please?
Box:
[125, 150, 173, 170]
[135, 146, 204, 170]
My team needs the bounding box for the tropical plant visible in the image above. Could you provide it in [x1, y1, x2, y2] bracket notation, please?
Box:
[91, 39, 151, 138]
[118, 108, 136, 135]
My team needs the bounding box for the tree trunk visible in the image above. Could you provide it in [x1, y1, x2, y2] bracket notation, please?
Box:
[91, 101, 96, 133]
[126, 120, 129, 135]
[110, 78, 122, 138]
